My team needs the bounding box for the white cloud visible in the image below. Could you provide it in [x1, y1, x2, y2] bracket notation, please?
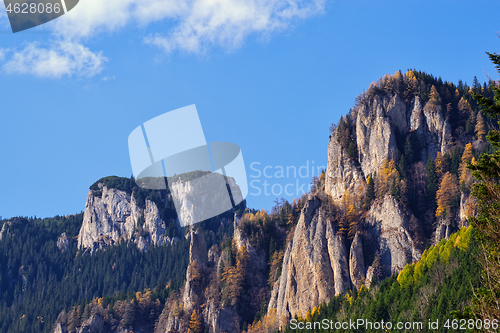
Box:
[55, 0, 326, 53]
[3, 41, 107, 78]
[0, 49, 7, 61]
[1, 0, 324, 78]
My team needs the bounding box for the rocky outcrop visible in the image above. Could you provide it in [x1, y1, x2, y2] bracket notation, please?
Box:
[77, 314, 104, 333]
[77, 185, 175, 252]
[182, 227, 207, 311]
[459, 192, 474, 228]
[349, 233, 365, 290]
[365, 195, 421, 276]
[77, 186, 142, 251]
[326, 93, 452, 199]
[434, 219, 451, 245]
[0, 220, 12, 242]
[53, 323, 67, 333]
[268, 195, 350, 321]
[159, 226, 242, 333]
[57, 232, 70, 252]
[355, 95, 399, 177]
[324, 137, 365, 202]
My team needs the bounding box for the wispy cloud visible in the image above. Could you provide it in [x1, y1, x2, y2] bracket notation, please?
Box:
[1, 0, 325, 78]
[0, 49, 7, 61]
[57, 0, 326, 53]
[3, 41, 107, 78]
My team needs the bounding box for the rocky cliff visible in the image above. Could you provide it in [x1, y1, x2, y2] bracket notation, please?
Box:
[267, 195, 349, 321]
[77, 184, 176, 252]
[266, 73, 479, 322]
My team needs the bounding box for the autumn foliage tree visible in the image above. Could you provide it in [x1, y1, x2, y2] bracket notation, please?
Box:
[189, 310, 202, 333]
[435, 172, 459, 220]
[459, 143, 475, 190]
[221, 245, 249, 306]
[475, 111, 487, 141]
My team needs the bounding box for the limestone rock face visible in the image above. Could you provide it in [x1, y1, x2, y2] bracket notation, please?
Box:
[57, 232, 70, 252]
[76, 313, 104, 333]
[326, 94, 453, 200]
[0, 220, 12, 242]
[268, 195, 350, 321]
[324, 136, 365, 202]
[160, 226, 241, 333]
[54, 323, 67, 333]
[77, 185, 176, 252]
[77, 187, 141, 251]
[365, 195, 421, 276]
[349, 233, 365, 290]
[459, 192, 474, 228]
[182, 228, 207, 311]
[355, 95, 399, 177]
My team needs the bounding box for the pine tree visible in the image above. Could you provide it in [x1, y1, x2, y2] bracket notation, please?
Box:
[363, 175, 375, 208]
[468, 50, 500, 321]
[426, 154, 438, 204]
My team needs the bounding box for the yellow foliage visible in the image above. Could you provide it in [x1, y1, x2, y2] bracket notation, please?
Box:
[305, 308, 312, 321]
[435, 152, 449, 178]
[429, 85, 441, 104]
[459, 143, 474, 187]
[397, 264, 414, 288]
[476, 111, 487, 140]
[189, 310, 202, 333]
[436, 172, 459, 219]
[375, 159, 400, 198]
[397, 226, 474, 290]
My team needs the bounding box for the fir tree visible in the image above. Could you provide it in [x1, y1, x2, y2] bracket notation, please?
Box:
[468, 50, 500, 321]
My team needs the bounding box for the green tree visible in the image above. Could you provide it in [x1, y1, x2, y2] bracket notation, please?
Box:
[468, 51, 500, 321]
[426, 155, 438, 203]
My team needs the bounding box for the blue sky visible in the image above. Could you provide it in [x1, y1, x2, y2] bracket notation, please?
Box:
[1, 0, 500, 219]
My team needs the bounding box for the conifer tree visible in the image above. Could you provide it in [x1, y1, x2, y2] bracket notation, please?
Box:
[189, 310, 202, 333]
[475, 111, 487, 141]
[426, 154, 438, 203]
[363, 175, 375, 208]
[468, 51, 500, 321]
[435, 172, 459, 219]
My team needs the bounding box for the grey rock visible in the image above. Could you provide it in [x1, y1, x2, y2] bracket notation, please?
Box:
[268, 195, 349, 321]
[349, 233, 365, 290]
[54, 323, 67, 333]
[365, 195, 421, 277]
[57, 232, 70, 253]
[77, 185, 175, 252]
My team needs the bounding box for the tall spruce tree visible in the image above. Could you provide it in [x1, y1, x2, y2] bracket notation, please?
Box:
[468, 51, 500, 321]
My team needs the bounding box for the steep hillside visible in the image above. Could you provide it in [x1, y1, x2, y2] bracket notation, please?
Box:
[281, 226, 481, 333]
